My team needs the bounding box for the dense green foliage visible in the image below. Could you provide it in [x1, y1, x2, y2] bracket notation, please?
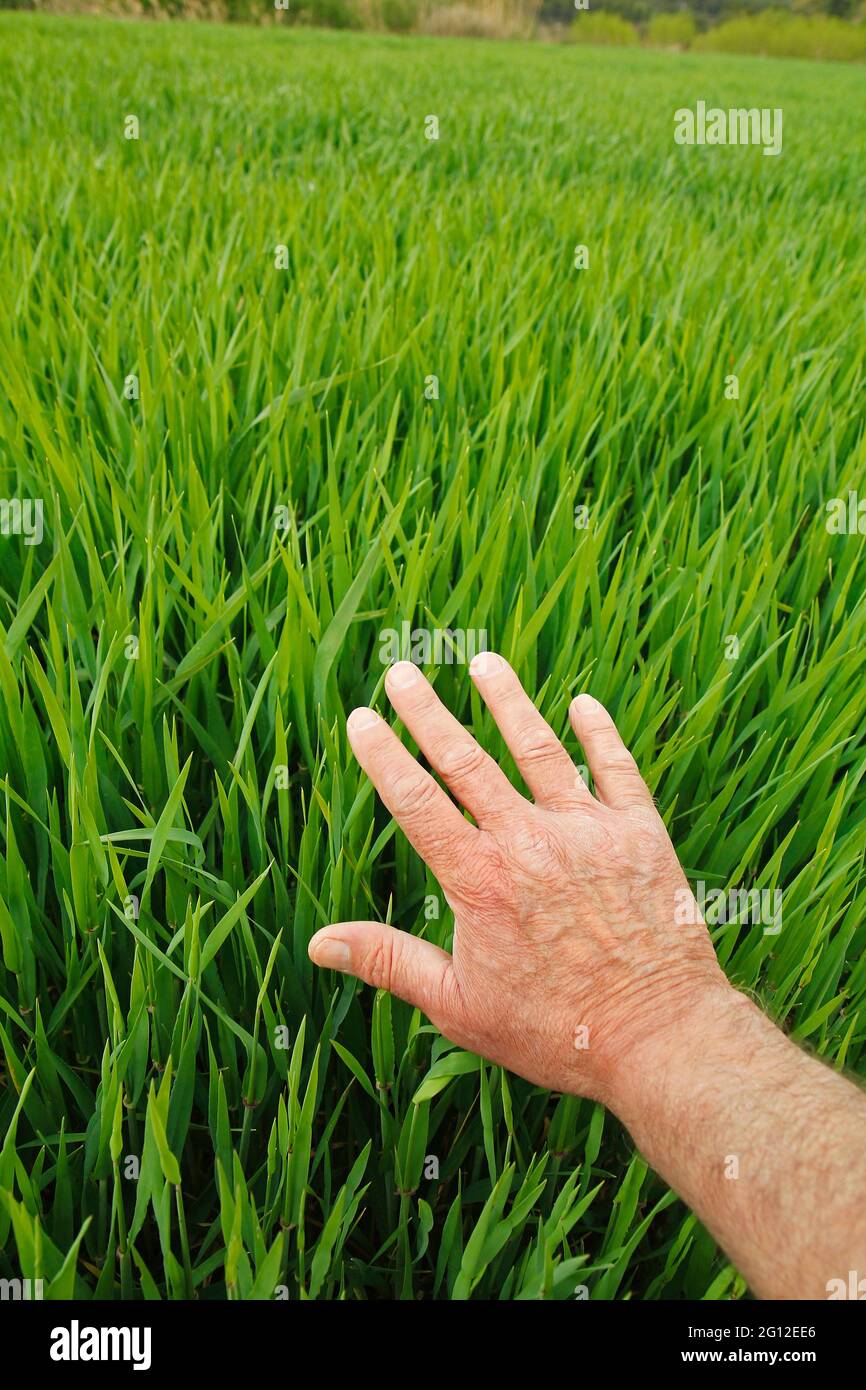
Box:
[0, 15, 864, 1300]
[570, 7, 866, 57]
[691, 9, 866, 55]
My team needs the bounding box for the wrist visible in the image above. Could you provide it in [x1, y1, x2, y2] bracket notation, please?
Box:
[607, 979, 766, 1140]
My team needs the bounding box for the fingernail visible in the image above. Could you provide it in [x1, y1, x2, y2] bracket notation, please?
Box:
[386, 661, 421, 690]
[347, 707, 379, 733]
[573, 693, 601, 713]
[309, 936, 351, 970]
[469, 651, 506, 678]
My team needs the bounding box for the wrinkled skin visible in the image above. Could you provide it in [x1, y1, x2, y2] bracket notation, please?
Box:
[309, 655, 866, 1300]
[309, 654, 731, 1111]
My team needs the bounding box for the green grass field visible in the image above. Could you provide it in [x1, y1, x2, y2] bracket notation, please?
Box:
[1, 12, 865, 1300]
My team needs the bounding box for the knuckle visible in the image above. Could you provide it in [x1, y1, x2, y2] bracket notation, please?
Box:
[437, 738, 487, 784]
[513, 724, 561, 767]
[432, 968, 463, 1033]
[622, 822, 675, 879]
[600, 751, 639, 777]
[510, 821, 571, 877]
[453, 852, 508, 911]
[636, 820, 673, 861]
[391, 768, 437, 814]
[365, 933, 399, 993]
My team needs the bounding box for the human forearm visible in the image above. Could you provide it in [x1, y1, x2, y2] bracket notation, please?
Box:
[614, 984, 866, 1300]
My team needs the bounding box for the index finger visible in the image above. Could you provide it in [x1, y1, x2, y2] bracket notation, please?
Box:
[346, 706, 477, 884]
[384, 661, 525, 826]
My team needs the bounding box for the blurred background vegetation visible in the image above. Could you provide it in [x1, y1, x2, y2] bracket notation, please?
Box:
[2, 0, 864, 62]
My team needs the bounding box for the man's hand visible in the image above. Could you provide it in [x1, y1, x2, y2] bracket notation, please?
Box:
[309, 655, 866, 1298]
[308, 654, 731, 1110]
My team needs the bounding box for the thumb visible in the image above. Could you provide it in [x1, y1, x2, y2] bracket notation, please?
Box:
[308, 922, 455, 1023]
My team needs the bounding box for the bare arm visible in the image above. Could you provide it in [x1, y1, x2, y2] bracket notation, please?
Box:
[308, 655, 866, 1300]
[617, 988, 866, 1300]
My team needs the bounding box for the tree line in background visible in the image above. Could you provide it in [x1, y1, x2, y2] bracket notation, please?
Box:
[551, 2, 865, 56]
[2, 0, 864, 59]
[543, 0, 860, 21]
